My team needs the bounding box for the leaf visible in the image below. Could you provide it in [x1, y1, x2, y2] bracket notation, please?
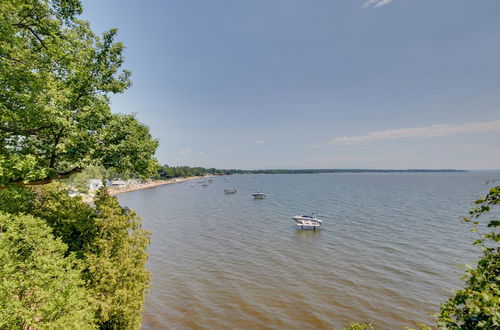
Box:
[487, 220, 500, 228]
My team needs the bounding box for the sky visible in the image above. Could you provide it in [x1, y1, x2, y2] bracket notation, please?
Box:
[80, 0, 500, 170]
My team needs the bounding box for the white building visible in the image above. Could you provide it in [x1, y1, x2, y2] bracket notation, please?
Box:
[107, 179, 127, 187]
[88, 179, 103, 192]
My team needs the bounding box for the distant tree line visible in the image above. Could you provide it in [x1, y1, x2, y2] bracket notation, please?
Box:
[225, 169, 466, 174]
[157, 165, 224, 179]
[156, 166, 465, 179]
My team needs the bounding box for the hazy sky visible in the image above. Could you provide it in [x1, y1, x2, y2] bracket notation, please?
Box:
[81, 0, 500, 170]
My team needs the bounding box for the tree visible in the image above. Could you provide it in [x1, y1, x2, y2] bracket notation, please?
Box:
[0, 182, 151, 328]
[1, 1, 158, 328]
[0, 0, 158, 186]
[437, 186, 500, 328]
[84, 188, 150, 329]
[0, 212, 95, 329]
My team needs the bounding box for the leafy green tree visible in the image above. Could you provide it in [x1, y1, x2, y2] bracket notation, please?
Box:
[84, 188, 150, 329]
[16, 183, 97, 256]
[0, 0, 158, 187]
[437, 186, 500, 329]
[0, 183, 151, 328]
[0, 212, 95, 329]
[1, 1, 158, 328]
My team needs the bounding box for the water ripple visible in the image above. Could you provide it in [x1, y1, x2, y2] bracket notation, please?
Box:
[118, 173, 488, 329]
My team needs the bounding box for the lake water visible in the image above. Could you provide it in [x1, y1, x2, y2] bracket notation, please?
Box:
[117, 172, 497, 329]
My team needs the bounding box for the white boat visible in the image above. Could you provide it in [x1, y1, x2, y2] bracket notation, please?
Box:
[293, 214, 322, 229]
[224, 189, 237, 194]
[252, 192, 266, 199]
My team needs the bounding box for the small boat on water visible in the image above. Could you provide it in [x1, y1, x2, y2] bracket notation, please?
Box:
[293, 214, 322, 230]
[208, 179, 213, 183]
[202, 183, 208, 187]
[252, 192, 267, 199]
[224, 189, 237, 194]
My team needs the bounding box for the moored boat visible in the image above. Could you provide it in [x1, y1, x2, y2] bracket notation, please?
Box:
[224, 189, 237, 194]
[252, 192, 266, 199]
[293, 214, 322, 230]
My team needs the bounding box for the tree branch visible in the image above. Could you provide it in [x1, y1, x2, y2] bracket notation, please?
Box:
[49, 127, 65, 168]
[0, 54, 26, 65]
[0, 125, 53, 135]
[13, 23, 48, 49]
[1, 167, 83, 188]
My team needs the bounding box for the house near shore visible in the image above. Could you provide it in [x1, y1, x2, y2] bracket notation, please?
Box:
[89, 179, 103, 192]
[107, 179, 127, 187]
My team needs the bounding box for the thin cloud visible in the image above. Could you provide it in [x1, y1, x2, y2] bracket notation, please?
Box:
[308, 145, 324, 149]
[329, 120, 500, 145]
[180, 149, 191, 155]
[363, 0, 394, 8]
[255, 140, 265, 144]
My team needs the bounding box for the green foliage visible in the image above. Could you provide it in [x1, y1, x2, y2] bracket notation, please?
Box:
[1, 182, 100, 259]
[437, 186, 500, 329]
[68, 165, 108, 193]
[215, 169, 465, 175]
[26, 183, 98, 256]
[155, 166, 465, 178]
[158, 165, 210, 179]
[85, 188, 151, 329]
[341, 322, 377, 330]
[0, 0, 158, 186]
[1, 1, 154, 328]
[0, 184, 151, 328]
[93, 114, 159, 178]
[0, 212, 95, 329]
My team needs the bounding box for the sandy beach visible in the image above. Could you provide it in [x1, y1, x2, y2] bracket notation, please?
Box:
[108, 176, 203, 195]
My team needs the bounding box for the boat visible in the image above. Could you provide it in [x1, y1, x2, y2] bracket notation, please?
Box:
[202, 183, 208, 187]
[224, 189, 237, 194]
[208, 179, 213, 183]
[190, 185, 195, 187]
[252, 192, 267, 199]
[293, 214, 322, 230]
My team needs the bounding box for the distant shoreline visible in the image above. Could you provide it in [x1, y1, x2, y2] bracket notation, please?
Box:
[221, 169, 467, 175]
[108, 176, 202, 195]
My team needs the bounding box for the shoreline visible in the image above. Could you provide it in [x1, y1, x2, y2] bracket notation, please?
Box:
[108, 176, 203, 196]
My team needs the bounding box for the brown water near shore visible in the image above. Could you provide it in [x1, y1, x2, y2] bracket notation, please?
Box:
[117, 173, 490, 329]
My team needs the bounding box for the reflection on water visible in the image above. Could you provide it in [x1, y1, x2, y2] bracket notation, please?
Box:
[117, 173, 491, 329]
[294, 229, 323, 241]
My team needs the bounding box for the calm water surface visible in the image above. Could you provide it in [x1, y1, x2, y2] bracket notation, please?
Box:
[117, 173, 497, 329]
